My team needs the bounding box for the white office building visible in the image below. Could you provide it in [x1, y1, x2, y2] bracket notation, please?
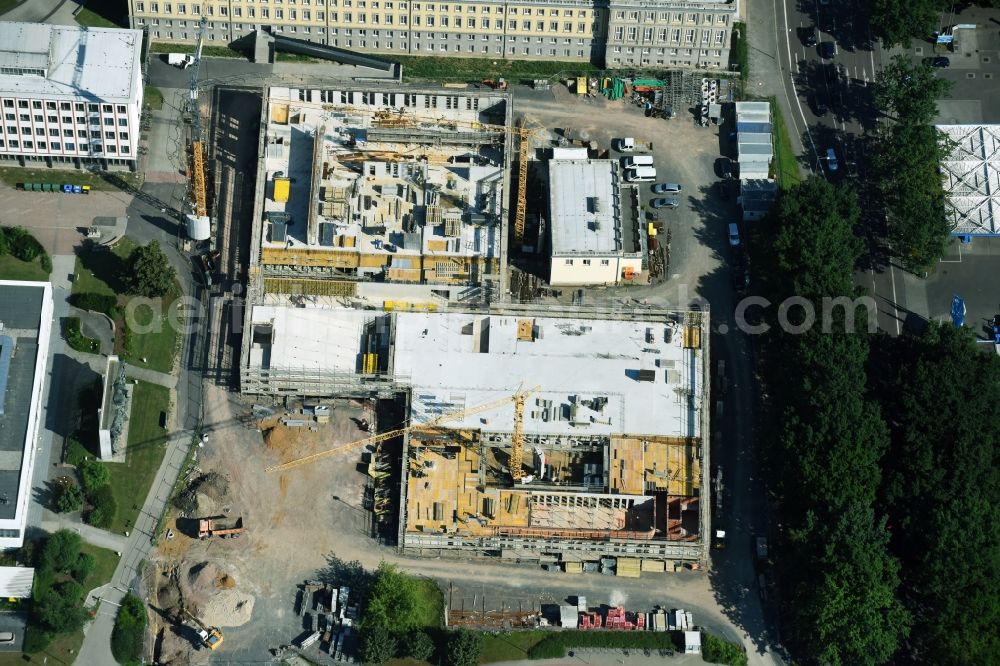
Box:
[548, 157, 643, 286]
[0, 22, 144, 170]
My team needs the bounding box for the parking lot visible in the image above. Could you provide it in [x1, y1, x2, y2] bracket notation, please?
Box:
[513, 82, 739, 306]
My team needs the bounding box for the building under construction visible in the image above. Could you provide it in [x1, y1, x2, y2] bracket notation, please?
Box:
[241, 302, 710, 568]
[244, 85, 513, 319]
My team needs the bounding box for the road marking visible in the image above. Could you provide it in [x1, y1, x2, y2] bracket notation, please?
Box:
[889, 260, 901, 336]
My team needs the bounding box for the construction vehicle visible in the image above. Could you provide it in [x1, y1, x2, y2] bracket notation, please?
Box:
[185, 610, 224, 650]
[198, 516, 244, 539]
[481, 77, 508, 90]
[266, 386, 539, 474]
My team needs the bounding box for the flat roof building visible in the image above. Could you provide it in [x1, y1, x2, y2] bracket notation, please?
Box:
[0, 22, 144, 170]
[0, 282, 53, 549]
[242, 302, 711, 567]
[547, 158, 644, 286]
[937, 124, 1000, 237]
[734, 101, 772, 181]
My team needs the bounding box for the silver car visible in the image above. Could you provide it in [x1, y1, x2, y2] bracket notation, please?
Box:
[652, 182, 682, 194]
[651, 197, 680, 209]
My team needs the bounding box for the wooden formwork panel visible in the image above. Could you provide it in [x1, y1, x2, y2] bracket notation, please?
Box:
[261, 247, 359, 268]
[359, 253, 390, 268]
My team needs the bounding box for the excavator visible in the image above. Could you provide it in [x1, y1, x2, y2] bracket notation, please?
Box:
[184, 610, 224, 650]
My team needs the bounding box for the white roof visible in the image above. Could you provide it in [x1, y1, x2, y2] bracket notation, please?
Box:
[250, 305, 367, 373]
[0, 22, 143, 103]
[549, 159, 623, 256]
[393, 311, 700, 438]
[936, 124, 1000, 236]
[735, 101, 770, 114]
[0, 566, 34, 598]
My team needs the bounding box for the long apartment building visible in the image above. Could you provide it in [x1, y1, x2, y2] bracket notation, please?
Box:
[0, 22, 144, 170]
[128, 0, 737, 70]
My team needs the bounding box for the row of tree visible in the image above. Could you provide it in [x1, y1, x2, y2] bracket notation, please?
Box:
[871, 55, 952, 272]
[757, 176, 1000, 664]
[24, 530, 96, 652]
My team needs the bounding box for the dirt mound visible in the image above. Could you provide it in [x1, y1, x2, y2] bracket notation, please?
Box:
[173, 473, 230, 515]
[215, 572, 236, 589]
[201, 588, 255, 627]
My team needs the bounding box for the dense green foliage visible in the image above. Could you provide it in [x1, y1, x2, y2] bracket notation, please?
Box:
[0, 226, 52, 274]
[26, 530, 97, 651]
[701, 632, 749, 666]
[125, 240, 176, 298]
[729, 22, 749, 83]
[870, 325, 1000, 664]
[363, 562, 440, 632]
[360, 626, 397, 664]
[110, 592, 147, 664]
[869, 0, 945, 47]
[444, 628, 483, 666]
[756, 178, 910, 665]
[86, 484, 117, 529]
[871, 55, 953, 272]
[79, 458, 110, 494]
[69, 292, 120, 318]
[400, 630, 436, 661]
[527, 630, 682, 659]
[52, 478, 85, 514]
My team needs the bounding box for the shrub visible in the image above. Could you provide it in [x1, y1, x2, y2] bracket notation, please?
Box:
[53, 480, 85, 514]
[445, 628, 482, 666]
[33, 582, 88, 634]
[2, 227, 45, 262]
[86, 484, 117, 529]
[71, 552, 96, 583]
[526, 630, 682, 658]
[40, 530, 83, 573]
[360, 626, 397, 665]
[702, 632, 748, 666]
[111, 592, 147, 664]
[79, 458, 110, 494]
[401, 630, 436, 661]
[40, 251, 52, 274]
[70, 292, 119, 317]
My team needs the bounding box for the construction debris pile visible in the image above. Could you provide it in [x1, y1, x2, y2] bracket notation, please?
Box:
[288, 580, 360, 663]
[172, 472, 230, 515]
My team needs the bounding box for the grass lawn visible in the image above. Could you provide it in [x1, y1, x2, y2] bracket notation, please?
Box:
[73, 238, 180, 373]
[149, 42, 249, 59]
[769, 96, 802, 189]
[144, 85, 165, 111]
[0, 254, 50, 281]
[0, 0, 20, 14]
[413, 579, 444, 628]
[105, 381, 170, 534]
[0, 543, 119, 666]
[75, 7, 120, 28]
[480, 630, 549, 663]
[0, 166, 140, 192]
[394, 55, 599, 82]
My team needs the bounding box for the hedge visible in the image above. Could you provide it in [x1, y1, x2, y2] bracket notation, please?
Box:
[702, 632, 748, 666]
[70, 292, 120, 318]
[111, 592, 147, 664]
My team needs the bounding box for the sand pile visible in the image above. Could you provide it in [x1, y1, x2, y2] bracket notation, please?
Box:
[200, 588, 255, 627]
[177, 561, 254, 628]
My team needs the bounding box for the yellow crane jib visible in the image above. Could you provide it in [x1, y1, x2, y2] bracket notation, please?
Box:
[265, 385, 540, 473]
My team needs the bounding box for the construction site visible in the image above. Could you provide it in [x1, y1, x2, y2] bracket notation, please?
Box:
[245, 85, 515, 311]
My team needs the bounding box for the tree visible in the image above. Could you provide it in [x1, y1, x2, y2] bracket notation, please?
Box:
[111, 592, 147, 664]
[78, 458, 110, 495]
[872, 325, 1000, 664]
[33, 581, 88, 634]
[444, 628, 482, 666]
[771, 177, 863, 302]
[401, 630, 435, 661]
[53, 480, 85, 514]
[85, 484, 117, 529]
[360, 626, 397, 665]
[363, 562, 424, 632]
[125, 240, 176, 297]
[40, 530, 83, 574]
[870, 0, 945, 48]
[874, 54, 952, 125]
[71, 552, 95, 583]
[787, 503, 909, 666]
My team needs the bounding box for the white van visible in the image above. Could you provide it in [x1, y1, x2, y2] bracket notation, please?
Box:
[618, 137, 636, 152]
[626, 166, 657, 182]
[624, 155, 655, 169]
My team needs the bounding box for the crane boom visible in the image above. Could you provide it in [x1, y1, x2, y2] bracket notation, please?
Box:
[265, 386, 540, 473]
[514, 118, 529, 247]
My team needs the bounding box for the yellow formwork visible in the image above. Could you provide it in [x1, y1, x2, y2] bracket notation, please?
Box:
[261, 247, 360, 268]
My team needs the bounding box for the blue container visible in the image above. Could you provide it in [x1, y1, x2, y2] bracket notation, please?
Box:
[62, 184, 73, 193]
[72, 185, 82, 194]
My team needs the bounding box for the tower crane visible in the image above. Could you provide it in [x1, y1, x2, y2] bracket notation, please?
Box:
[265, 385, 540, 474]
[187, 17, 210, 225]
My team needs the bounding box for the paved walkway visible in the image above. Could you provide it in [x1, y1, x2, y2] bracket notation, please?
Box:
[40, 519, 128, 552]
[125, 364, 178, 389]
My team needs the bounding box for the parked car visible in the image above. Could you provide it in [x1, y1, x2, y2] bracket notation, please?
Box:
[810, 93, 829, 117]
[826, 147, 839, 172]
[727, 222, 741, 247]
[0, 631, 14, 644]
[652, 182, 682, 193]
[802, 26, 818, 47]
[732, 252, 750, 293]
[820, 41, 837, 59]
[932, 56, 950, 68]
[651, 197, 680, 209]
